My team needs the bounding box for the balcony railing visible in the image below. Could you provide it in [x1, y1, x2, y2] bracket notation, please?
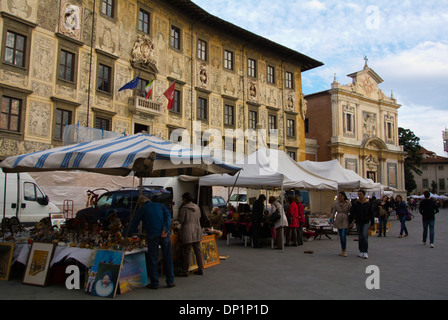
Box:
[128, 96, 164, 116]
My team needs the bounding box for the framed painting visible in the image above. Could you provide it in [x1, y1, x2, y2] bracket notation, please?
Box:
[85, 249, 124, 295]
[200, 235, 220, 269]
[23, 242, 56, 287]
[92, 263, 121, 298]
[0, 242, 15, 281]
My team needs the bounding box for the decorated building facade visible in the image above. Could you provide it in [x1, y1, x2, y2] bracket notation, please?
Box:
[0, 0, 322, 162]
[305, 61, 406, 192]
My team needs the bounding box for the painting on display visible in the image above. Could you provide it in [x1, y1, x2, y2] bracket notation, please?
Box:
[118, 252, 148, 295]
[91, 263, 121, 298]
[23, 242, 56, 287]
[85, 250, 124, 297]
[0, 242, 15, 281]
[201, 235, 220, 269]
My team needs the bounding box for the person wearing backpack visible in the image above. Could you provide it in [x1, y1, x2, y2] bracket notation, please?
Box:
[419, 191, 439, 248]
[377, 195, 391, 237]
[395, 195, 409, 238]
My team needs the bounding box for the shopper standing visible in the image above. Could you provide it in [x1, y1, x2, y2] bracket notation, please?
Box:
[419, 191, 439, 248]
[269, 196, 288, 250]
[177, 192, 204, 276]
[395, 195, 409, 238]
[349, 190, 374, 259]
[286, 196, 299, 246]
[251, 194, 266, 248]
[294, 195, 305, 246]
[128, 197, 175, 289]
[330, 191, 352, 257]
[377, 195, 391, 237]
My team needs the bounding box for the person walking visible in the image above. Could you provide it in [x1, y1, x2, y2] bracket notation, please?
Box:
[419, 191, 439, 248]
[330, 191, 352, 257]
[177, 192, 204, 276]
[395, 195, 409, 238]
[286, 196, 299, 246]
[377, 195, 391, 237]
[251, 194, 266, 248]
[349, 190, 374, 259]
[127, 196, 175, 289]
[268, 196, 288, 250]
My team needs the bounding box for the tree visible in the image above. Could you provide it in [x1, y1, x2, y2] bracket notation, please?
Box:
[399, 127, 423, 194]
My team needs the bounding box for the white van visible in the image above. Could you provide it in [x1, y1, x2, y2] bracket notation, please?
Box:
[142, 177, 197, 219]
[0, 171, 61, 224]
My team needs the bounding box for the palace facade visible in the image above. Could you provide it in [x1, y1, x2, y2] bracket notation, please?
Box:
[0, 0, 322, 162]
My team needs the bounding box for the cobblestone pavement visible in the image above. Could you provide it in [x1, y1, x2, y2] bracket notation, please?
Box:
[1, 208, 447, 301]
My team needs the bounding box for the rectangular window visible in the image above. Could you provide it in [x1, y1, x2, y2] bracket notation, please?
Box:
[197, 39, 207, 61]
[197, 97, 207, 120]
[0, 96, 21, 132]
[224, 104, 234, 126]
[94, 116, 111, 131]
[54, 108, 72, 140]
[171, 90, 181, 114]
[248, 58, 256, 78]
[97, 64, 111, 93]
[285, 71, 294, 89]
[249, 110, 257, 130]
[267, 65, 275, 84]
[224, 50, 233, 70]
[5, 31, 26, 67]
[387, 122, 393, 140]
[59, 50, 75, 82]
[268, 114, 277, 131]
[346, 113, 353, 133]
[287, 119, 295, 137]
[136, 78, 149, 98]
[138, 9, 150, 34]
[422, 179, 428, 188]
[287, 151, 296, 161]
[170, 26, 181, 50]
[440, 179, 445, 191]
[101, 0, 114, 18]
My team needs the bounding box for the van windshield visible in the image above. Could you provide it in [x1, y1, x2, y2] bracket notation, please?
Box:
[229, 194, 247, 202]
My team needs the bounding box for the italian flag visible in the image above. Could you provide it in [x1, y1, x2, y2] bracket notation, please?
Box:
[145, 78, 155, 99]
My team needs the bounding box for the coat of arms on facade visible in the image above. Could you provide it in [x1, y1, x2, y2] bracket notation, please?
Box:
[286, 93, 295, 112]
[131, 35, 158, 72]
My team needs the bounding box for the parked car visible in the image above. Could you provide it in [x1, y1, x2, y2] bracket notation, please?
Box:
[212, 196, 227, 209]
[76, 187, 172, 225]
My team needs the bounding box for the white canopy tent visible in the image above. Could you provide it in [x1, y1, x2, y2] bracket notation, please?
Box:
[296, 159, 378, 191]
[198, 147, 338, 191]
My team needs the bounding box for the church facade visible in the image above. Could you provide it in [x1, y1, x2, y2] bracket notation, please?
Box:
[0, 0, 322, 162]
[305, 61, 406, 192]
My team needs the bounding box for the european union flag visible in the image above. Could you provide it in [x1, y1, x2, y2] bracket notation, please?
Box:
[118, 76, 139, 92]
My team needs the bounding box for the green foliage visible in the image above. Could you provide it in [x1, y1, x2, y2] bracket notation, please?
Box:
[399, 127, 423, 194]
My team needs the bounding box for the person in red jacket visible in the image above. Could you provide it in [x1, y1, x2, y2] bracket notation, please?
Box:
[286, 196, 299, 246]
[295, 196, 305, 245]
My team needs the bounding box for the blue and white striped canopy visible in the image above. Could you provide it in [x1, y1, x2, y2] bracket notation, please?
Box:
[0, 134, 240, 177]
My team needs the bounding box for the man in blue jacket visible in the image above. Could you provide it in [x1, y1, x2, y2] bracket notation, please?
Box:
[127, 196, 175, 289]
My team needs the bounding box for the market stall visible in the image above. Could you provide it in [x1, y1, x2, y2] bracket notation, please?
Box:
[0, 133, 240, 295]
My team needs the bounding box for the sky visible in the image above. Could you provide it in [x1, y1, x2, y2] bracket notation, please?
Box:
[192, 0, 448, 156]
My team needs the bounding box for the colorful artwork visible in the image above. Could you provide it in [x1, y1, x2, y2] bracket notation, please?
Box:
[201, 235, 220, 269]
[85, 250, 124, 296]
[119, 252, 148, 295]
[92, 263, 121, 298]
[59, 0, 82, 40]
